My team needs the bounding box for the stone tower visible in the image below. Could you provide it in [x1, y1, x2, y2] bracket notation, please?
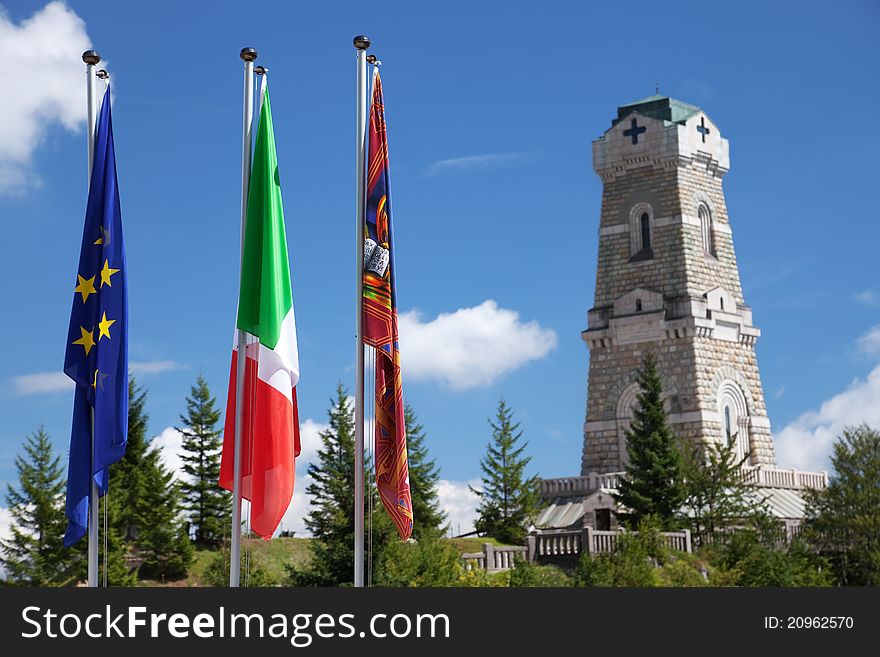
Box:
[581, 95, 775, 475]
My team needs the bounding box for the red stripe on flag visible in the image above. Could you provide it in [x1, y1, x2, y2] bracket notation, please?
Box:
[220, 350, 297, 539]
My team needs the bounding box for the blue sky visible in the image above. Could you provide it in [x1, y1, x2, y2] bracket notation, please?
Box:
[0, 0, 878, 534]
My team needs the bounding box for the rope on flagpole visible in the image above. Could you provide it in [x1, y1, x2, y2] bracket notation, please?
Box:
[102, 490, 108, 586]
[367, 345, 374, 587]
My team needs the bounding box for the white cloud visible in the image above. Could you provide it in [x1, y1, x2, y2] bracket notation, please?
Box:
[0, 2, 92, 194]
[398, 300, 557, 390]
[856, 325, 880, 357]
[775, 363, 880, 472]
[854, 290, 879, 307]
[129, 360, 184, 375]
[0, 506, 11, 543]
[152, 426, 185, 479]
[437, 479, 481, 536]
[426, 152, 532, 176]
[11, 360, 182, 396]
[0, 506, 10, 579]
[12, 371, 72, 396]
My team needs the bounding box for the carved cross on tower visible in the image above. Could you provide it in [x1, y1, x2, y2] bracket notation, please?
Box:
[697, 116, 711, 143]
[622, 118, 646, 145]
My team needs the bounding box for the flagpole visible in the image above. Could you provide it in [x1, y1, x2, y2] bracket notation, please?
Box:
[231, 46, 257, 588]
[353, 34, 370, 588]
[82, 49, 100, 589]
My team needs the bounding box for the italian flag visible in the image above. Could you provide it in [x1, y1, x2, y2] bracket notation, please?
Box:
[220, 78, 300, 540]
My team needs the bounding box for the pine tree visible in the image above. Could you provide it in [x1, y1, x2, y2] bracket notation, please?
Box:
[177, 374, 229, 547]
[111, 378, 192, 581]
[136, 452, 193, 580]
[0, 427, 78, 585]
[471, 399, 539, 545]
[76, 493, 137, 586]
[113, 379, 150, 543]
[288, 384, 394, 586]
[613, 353, 686, 530]
[404, 403, 446, 539]
[804, 424, 880, 586]
[679, 435, 761, 547]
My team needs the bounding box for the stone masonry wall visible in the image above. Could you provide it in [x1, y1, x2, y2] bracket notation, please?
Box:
[583, 118, 775, 474]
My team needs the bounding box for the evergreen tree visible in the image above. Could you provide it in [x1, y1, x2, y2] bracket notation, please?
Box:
[113, 379, 150, 543]
[404, 403, 446, 539]
[92, 493, 138, 586]
[177, 374, 229, 546]
[613, 353, 686, 529]
[679, 433, 761, 547]
[111, 378, 192, 581]
[803, 424, 880, 586]
[0, 427, 78, 585]
[288, 384, 394, 586]
[471, 399, 539, 545]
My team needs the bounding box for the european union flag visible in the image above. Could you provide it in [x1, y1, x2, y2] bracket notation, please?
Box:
[63, 86, 128, 546]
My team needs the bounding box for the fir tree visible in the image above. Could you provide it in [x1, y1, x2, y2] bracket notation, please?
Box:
[613, 353, 686, 530]
[679, 433, 761, 547]
[177, 374, 229, 546]
[111, 378, 192, 581]
[404, 403, 446, 539]
[73, 493, 137, 586]
[471, 399, 539, 545]
[0, 427, 78, 585]
[803, 424, 880, 586]
[288, 384, 393, 586]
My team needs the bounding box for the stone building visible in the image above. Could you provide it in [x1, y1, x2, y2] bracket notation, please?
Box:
[532, 96, 826, 551]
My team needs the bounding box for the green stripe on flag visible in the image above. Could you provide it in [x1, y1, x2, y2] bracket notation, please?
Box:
[237, 87, 293, 350]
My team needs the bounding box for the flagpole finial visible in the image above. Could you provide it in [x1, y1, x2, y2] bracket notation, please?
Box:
[353, 35, 371, 50]
[82, 50, 101, 65]
[255, 66, 268, 75]
[240, 47, 258, 62]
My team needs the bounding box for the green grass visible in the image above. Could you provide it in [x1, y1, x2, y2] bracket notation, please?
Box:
[143, 535, 513, 586]
[143, 537, 313, 587]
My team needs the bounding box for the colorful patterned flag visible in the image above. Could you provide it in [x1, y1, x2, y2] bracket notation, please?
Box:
[62, 86, 128, 546]
[362, 69, 413, 540]
[220, 78, 301, 539]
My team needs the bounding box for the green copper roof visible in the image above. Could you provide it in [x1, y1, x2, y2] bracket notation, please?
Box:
[612, 95, 702, 126]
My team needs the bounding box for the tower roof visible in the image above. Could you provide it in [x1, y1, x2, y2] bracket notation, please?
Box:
[612, 95, 702, 127]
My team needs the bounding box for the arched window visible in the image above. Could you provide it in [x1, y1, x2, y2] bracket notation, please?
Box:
[718, 381, 750, 464]
[635, 298, 642, 312]
[628, 203, 654, 259]
[640, 213, 651, 251]
[698, 204, 715, 255]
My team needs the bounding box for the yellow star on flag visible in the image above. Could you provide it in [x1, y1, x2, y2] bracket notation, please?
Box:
[74, 274, 97, 303]
[72, 326, 95, 356]
[100, 259, 120, 288]
[93, 369, 109, 391]
[98, 311, 116, 340]
[94, 225, 109, 246]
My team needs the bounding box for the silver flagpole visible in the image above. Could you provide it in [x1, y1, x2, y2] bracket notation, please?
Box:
[82, 49, 100, 589]
[353, 34, 370, 588]
[231, 46, 257, 588]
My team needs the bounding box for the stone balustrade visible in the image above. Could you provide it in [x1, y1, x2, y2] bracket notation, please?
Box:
[738, 465, 828, 490]
[461, 544, 528, 572]
[540, 472, 622, 497]
[540, 465, 827, 500]
[529, 527, 692, 560]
